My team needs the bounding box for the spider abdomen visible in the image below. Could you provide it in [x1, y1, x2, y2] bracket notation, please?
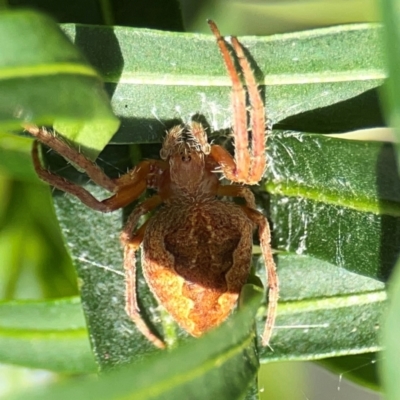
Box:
[142, 200, 253, 336]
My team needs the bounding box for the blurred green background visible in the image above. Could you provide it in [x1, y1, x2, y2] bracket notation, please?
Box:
[0, 0, 384, 399]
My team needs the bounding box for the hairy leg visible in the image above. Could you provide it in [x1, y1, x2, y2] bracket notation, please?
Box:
[208, 20, 251, 182]
[230, 37, 266, 183]
[121, 195, 165, 348]
[32, 137, 163, 212]
[25, 125, 117, 191]
[242, 206, 278, 347]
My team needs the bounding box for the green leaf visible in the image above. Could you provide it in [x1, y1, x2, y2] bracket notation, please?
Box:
[0, 162, 78, 299]
[259, 132, 392, 363]
[380, 260, 400, 400]
[0, 132, 37, 182]
[379, 1, 400, 399]
[57, 22, 384, 144]
[258, 253, 385, 362]
[0, 10, 119, 158]
[267, 131, 399, 281]
[380, 0, 400, 142]
[6, 20, 383, 149]
[0, 297, 96, 373]
[8, 284, 261, 400]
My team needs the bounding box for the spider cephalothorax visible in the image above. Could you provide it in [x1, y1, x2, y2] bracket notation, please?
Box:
[25, 20, 278, 349]
[158, 123, 216, 200]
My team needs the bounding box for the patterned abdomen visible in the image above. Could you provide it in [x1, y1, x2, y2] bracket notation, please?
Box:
[142, 200, 254, 336]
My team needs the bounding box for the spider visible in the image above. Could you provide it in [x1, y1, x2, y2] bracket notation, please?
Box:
[24, 20, 278, 349]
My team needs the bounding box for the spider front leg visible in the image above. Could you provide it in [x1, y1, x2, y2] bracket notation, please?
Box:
[32, 140, 113, 212]
[230, 36, 266, 183]
[208, 20, 267, 184]
[26, 124, 117, 192]
[218, 184, 278, 347]
[121, 195, 165, 349]
[29, 124, 166, 212]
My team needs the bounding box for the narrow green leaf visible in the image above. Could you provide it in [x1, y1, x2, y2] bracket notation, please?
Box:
[267, 131, 400, 281]
[379, 1, 400, 399]
[380, 0, 400, 142]
[380, 261, 400, 400]
[8, 284, 261, 400]
[0, 297, 96, 373]
[57, 22, 384, 144]
[0, 10, 119, 158]
[6, 21, 383, 153]
[258, 254, 385, 362]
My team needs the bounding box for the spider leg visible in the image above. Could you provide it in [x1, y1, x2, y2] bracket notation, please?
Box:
[32, 138, 165, 212]
[217, 183, 278, 346]
[210, 144, 259, 189]
[242, 206, 278, 347]
[121, 195, 165, 348]
[208, 20, 250, 182]
[230, 37, 266, 183]
[217, 184, 256, 209]
[25, 124, 117, 191]
[32, 140, 112, 212]
[102, 160, 167, 210]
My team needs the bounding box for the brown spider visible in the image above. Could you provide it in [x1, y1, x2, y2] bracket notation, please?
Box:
[24, 20, 278, 349]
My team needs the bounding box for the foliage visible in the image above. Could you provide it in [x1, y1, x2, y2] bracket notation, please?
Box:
[0, 1, 398, 399]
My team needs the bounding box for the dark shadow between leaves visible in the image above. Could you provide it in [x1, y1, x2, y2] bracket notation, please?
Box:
[111, 0, 184, 31]
[75, 25, 124, 101]
[275, 87, 386, 133]
[376, 142, 400, 281]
